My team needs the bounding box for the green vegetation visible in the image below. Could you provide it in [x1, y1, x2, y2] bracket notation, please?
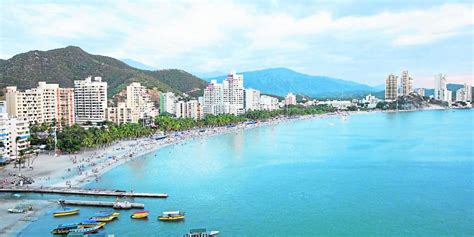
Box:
[57, 122, 154, 153]
[54, 105, 335, 153]
[0, 46, 207, 97]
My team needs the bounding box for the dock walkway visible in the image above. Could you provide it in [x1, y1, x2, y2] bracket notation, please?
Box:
[0, 187, 167, 198]
[57, 199, 145, 209]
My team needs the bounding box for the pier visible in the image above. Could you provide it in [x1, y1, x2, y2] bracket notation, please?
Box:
[0, 187, 168, 198]
[57, 199, 145, 209]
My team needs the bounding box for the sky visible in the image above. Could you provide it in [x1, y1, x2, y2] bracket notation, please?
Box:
[0, 0, 473, 87]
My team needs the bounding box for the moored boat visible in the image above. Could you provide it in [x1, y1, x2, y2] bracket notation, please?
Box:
[158, 211, 185, 221]
[53, 207, 80, 217]
[131, 210, 149, 219]
[51, 223, 78, 234]
[68, 224, 102, 234]
[183, 228, 219, 237]
[112, 198, 132, 209]
[8, 204, 33, 213]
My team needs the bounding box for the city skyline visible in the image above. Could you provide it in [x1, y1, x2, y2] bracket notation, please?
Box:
[1, 1, 473, 88]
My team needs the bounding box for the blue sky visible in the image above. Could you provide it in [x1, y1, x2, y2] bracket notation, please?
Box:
[0, 0, 472, 87]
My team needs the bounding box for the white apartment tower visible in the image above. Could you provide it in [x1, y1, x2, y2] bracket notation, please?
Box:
[284, 92, 297, 105]
[74, 76, 108, 125]
[434, 74, 448, 102]
[106, 102, 134, 125]
[244, 88, 261, 111]
[259, 95, 279, 111]
[385, 74, 398, 102]
[126, 82, 155, 119]
[160, 92, 176, 115]
[5, 82, 73, 127]
[203, 71, 245, 116]
[400, 70, 413, 96]
[464, 83, 472, 102]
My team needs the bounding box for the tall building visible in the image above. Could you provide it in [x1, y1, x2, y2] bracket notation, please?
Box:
[260, 95, 279, 111]
[5, 82, 71, 126]
[203, 80, 226, 115]
[464, 83, 472, 102]
[244, 88, 261, 111]
[203, 71, 245, 116]
[224, 71, 245, 115]
[175, 101, 187, 118]
[106, 102, 134, 125]
[385, 74, 398, 101]
[58, 88, 75, 127]
[126, 82, 156, 120]
[455, 88, 467, 102]
[434, 74, 448, 101]
[0, 110, 30, 161]
[159, 92, 176, 115]
[185, 100, 203, 120]
[284, 92, 297, 105]
[74, 76, 108, 125]
[400, 70, 413, 96]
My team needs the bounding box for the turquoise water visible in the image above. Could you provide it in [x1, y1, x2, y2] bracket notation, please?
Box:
[17, 109, 474, 236]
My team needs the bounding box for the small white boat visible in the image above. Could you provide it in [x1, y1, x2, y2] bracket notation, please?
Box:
[113, 198, 132, 209]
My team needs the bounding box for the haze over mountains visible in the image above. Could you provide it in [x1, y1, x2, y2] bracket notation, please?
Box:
[206, 68, 380, 98]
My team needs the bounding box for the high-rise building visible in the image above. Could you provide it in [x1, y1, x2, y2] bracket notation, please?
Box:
[106, 102, 134, 125]
[203, 71, 245, 116]
[224, 71, 245, 115]
[464, 83, 472, 102]
[385, 74, 398, 101]
[260, 95, 279, 111]
[434, 74, 448, 101]
[175, 101, 187, 118]
[5, 82, 71, 126]
[74, 76, 108, 125]
[284, 92, 297, 105]
[185, 100, 202, 120]
[159, 92, 176, 115]
[203, 80, 226, 115]
[455, 88, 467, 102]
[244, 89, 261, 111]
[58, 88, 75, 127]
[400, 70, 413, 96]
[126, 82, 156, 120]
[0, 110, 30, 161]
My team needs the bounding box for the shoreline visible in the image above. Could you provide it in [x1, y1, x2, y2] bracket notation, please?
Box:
[3, 106, 469, 236]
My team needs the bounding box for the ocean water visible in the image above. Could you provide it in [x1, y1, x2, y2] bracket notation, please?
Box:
[16, 109, 474, 236]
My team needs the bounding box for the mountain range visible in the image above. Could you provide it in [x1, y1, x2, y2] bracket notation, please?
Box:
[0, 46, 207, 97]
[206, 68, 379, 98]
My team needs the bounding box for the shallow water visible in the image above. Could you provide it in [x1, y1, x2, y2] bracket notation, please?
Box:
[17, 109, 474, 236]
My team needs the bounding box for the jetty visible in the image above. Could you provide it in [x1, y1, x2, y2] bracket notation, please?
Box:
[0, 187, 168, 198]
[57, 199, 145, 209]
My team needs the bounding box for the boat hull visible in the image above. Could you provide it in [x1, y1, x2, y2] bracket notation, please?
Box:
[53, 210, 79, 217]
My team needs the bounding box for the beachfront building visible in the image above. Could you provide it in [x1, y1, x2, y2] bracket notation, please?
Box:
[203, 80, 226, 115]
[385, 74, 398, 102]
[259, 95, 279, 111]
[455, 88, 467, 102]
[203, 71, 245, 116]
[106, 102, 134, 125]
[284, 93, 297, 106]
[415, 88, 425, 96]
[318, 100, 353, 110]
[244, 88, 261, 111]
[224, 71, 245, 115]
[126, 82, 156, 120]
[160, 92, 176, 115]
[58, 88, 75, 127]
[400, 70, 413, 96]
[434, 74, 449, 102]
[0, 109, 30, 161]
[186, 100, 203, 120]
[463, 83, 472, 102]
[74, 76, 108, 126]
[175, 101, 187, 118]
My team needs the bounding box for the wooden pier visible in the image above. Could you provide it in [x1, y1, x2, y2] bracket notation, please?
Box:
[58, 199, 145, 209]
[0, 187, 167, 198]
